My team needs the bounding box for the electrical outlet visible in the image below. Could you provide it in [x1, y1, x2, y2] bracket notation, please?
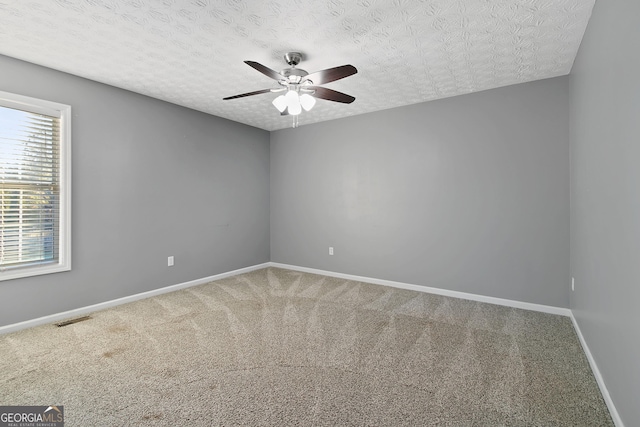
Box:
[572, 277, 575, 291]
[329, 247, 334, 256]
[168, 256, 174, 267]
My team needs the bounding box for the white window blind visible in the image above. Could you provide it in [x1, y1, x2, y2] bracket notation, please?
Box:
[0, 91, 71, 280]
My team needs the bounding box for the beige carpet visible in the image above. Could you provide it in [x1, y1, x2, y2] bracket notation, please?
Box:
[0, 267, 613, 426]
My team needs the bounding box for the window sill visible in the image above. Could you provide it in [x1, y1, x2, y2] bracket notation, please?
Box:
[0, 261, 71, 281]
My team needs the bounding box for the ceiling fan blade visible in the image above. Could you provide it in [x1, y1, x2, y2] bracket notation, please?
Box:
[307, 86, 355, 104]
[223, 88, 273, 100]
[305, 65, 357, 85]
[245, 61, 284, 81]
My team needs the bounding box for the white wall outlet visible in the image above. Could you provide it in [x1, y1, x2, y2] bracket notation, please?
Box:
[572, 277, 575, 291]
[168, 256, 174, 267]
[329, 247, 334, 256]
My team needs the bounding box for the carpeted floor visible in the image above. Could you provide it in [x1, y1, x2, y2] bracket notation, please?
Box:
[0, 267, 613, 426]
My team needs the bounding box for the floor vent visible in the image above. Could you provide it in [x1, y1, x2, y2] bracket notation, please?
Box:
[56, 316, 92, 327]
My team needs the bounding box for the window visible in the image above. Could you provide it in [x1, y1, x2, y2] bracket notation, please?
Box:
[0, 91, 71, 281]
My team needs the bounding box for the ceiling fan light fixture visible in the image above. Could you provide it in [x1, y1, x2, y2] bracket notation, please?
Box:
[300, 93, 316, 111]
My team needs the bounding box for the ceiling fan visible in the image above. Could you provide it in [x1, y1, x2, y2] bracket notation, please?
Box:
[223, 52, 357, 117]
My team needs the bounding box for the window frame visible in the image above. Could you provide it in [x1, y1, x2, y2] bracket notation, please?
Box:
[0, 90, 71, 281]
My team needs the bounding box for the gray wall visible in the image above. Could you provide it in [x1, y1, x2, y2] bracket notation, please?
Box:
[0, 55, 270, 327]
[271, 77, 570, 307]
[570, 0, 640, 424]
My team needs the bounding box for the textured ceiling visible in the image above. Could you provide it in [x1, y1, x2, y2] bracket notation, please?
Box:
[0, 0, 595, 131]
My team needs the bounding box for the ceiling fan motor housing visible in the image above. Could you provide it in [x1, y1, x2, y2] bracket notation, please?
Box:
[281, 67, 309, 84]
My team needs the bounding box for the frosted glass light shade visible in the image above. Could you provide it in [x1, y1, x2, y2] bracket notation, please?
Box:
[285, 90, 302, 115]
[300, 94, 316, 111]
[272, 95, 287, 113]
[288, 102, 301, 115]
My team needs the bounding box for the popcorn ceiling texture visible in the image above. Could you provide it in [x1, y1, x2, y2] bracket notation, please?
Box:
[0, 0, 594, 130]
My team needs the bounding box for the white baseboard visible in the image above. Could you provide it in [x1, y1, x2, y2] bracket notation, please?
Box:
[271, 263, 625, 423]
[0, 261, 572, 334]
[270, 262, 572, 316]
[0, 262, 270, 335]
[569, 313, 624, 427]
[0, 261, 622, 425]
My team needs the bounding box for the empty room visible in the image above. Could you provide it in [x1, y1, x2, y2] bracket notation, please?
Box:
[0, 0, 638, 425]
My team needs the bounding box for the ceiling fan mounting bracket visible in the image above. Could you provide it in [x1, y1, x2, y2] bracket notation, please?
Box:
[284, 52, 303, 67]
